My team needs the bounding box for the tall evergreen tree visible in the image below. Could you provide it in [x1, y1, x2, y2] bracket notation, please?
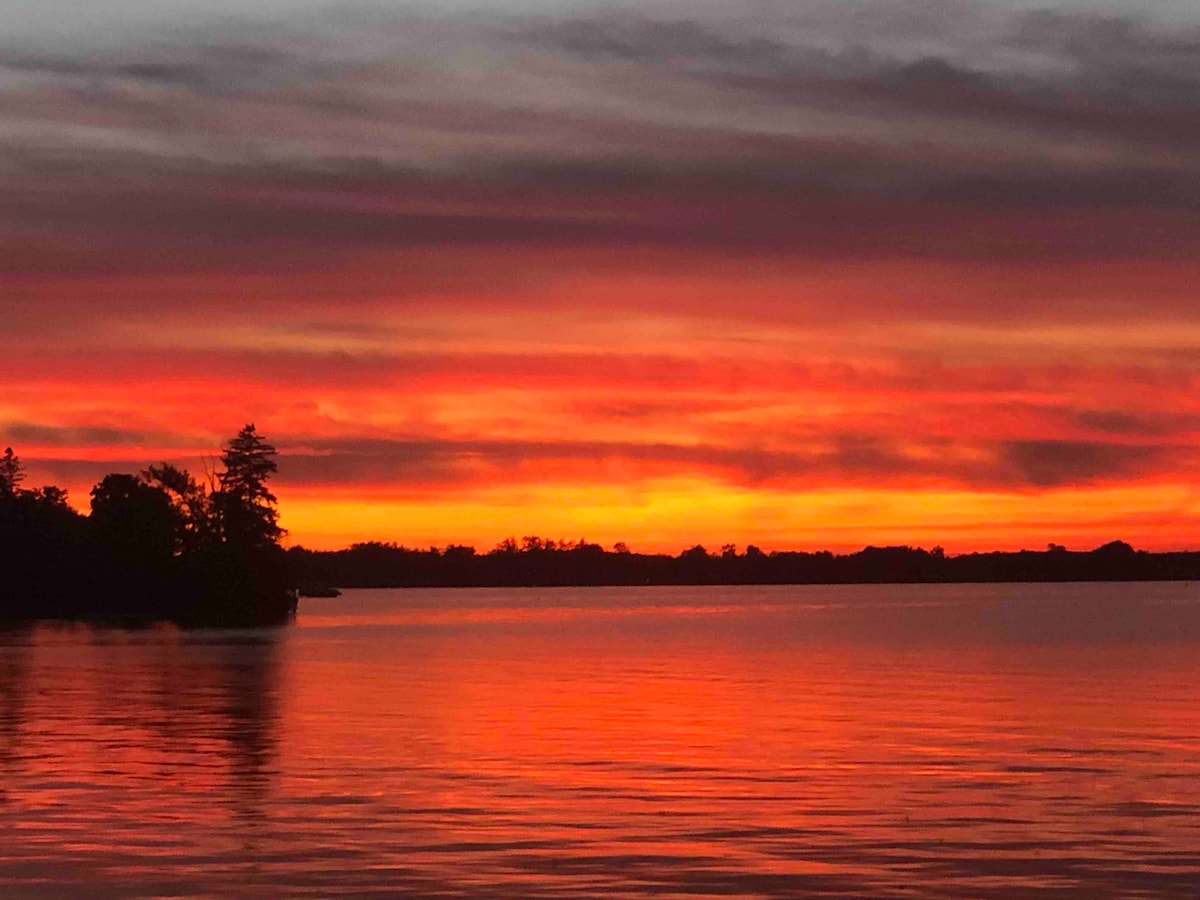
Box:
[214, 424, 283, 549]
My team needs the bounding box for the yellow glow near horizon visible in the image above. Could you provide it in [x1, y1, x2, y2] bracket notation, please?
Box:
[275, 480, 1200, 554]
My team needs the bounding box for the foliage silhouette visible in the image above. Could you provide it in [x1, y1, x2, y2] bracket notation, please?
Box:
[6, 427, 1200, 619]
[287, 538, 1200, 590]
[0, 426, 295, 626]
[143, 462, 214, 554]
[0, 448, 24, 498]
[213, 425, 283, 551]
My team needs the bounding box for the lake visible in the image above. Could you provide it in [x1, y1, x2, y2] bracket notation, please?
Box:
[2, 582, 1200, 897]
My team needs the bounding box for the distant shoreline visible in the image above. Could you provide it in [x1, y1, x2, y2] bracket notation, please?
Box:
[312, 580, 1200, 595]
[288, 540, 1200, 591]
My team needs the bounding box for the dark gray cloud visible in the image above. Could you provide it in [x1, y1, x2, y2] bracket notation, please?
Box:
[1, 423, 155, 447]
[270, 431, 1195, 491]
[0, 43, 329, 93]
[577, 399, 731, 420]
[1071, 410, 1200, 437]
[3, 0, 1200, 337]
[2, 2, 1198, 202]
[1015, 10, 1200, 104]
[525, 16, 802, 74]
[18, 427, 1198, 498]
[1000, 439, 1171, 487]
[525, 6, 1200, 162]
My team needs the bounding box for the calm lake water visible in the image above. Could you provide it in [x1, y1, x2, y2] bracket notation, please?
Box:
[3, 582, 1200, 898]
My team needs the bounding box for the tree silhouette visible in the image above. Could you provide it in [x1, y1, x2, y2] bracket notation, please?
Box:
[90, 473, 177, 563]
[213, 424, 283, 550]
[0, 448, 24, 500]
[30, 485, 70, 510]
[143, 462, 213, 554]
[0, 429, 297, 626]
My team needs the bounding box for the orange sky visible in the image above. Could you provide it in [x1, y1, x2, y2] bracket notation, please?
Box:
[4, 1, 1200, 552]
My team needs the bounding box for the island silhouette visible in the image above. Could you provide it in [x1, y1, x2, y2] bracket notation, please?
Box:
[4, 428, 1199, 627]
[0, 425, 294, 626]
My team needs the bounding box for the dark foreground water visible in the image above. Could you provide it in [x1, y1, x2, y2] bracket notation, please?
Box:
[2, 582, 1200, 898]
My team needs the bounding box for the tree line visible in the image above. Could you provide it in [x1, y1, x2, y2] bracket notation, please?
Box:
[0, 425, 294, 626]
[7, 424, 1199, 624]
[288, 536, 1200, 589]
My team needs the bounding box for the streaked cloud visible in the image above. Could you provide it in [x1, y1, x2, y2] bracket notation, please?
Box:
[4, 0, 1200, 550]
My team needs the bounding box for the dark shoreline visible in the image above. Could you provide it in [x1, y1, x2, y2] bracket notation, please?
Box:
[7, 534, 1197, 626]
[288, 540, 1200, 591]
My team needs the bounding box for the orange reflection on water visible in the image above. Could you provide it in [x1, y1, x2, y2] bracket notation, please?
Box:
[3, 583, 1200, 897]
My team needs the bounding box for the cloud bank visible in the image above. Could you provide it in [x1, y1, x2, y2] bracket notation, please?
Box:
[4, 0, 1200, 549]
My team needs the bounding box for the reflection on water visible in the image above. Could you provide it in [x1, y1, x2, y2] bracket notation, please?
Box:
[0, 625, 283, 896]
[2, 582, 1200, 897]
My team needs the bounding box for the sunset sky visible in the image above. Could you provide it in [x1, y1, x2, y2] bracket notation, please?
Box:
[4, 0, 1200, 552]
